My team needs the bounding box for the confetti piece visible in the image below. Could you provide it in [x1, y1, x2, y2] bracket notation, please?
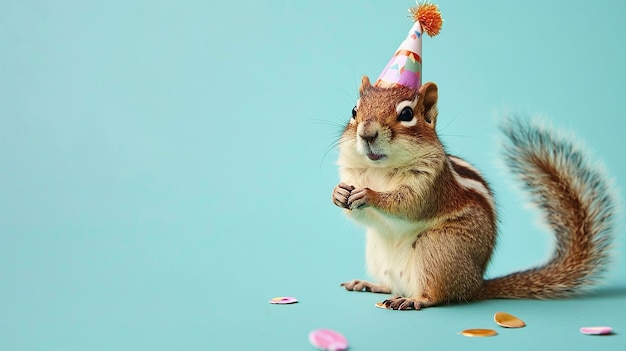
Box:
[375, 302, 388, 309]
[580, 326, 613, 335]
[309, 328, 349, 351]
[494, 312, 526, 328]
[268, 296, 298, 304]
[460, 329, 498, 337]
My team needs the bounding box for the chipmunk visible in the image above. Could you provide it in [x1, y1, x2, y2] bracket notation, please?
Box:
[331, 76, 617, 310]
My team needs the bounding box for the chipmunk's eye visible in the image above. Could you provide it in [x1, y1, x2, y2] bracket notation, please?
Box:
[351, 106, 357, 119]
[397, 106, 413, 122]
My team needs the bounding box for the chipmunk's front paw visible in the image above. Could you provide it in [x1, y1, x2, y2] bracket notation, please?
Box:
[347, 188, 373, 210]
[382, 296, 424, 311]
[332, 183, 355, 209]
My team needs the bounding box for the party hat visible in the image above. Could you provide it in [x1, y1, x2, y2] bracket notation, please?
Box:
[375, 2, 443, 89]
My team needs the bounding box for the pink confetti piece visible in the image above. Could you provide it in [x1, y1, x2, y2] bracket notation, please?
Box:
[580, 326, 613, 335]
[309, 328, 348, 351]
[268, 296, 298, 304]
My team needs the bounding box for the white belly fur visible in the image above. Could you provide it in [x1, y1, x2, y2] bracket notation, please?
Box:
[347, 208, 430, 297]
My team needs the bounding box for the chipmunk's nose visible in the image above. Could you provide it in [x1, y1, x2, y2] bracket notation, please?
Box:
[359, 130, 379, 144]
[358, 121, 380, 144]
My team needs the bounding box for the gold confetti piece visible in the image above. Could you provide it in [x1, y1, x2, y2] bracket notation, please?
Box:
[374, 302, 388, 309]
[460, 329, 498, 337]
[494, 312, 526, 328]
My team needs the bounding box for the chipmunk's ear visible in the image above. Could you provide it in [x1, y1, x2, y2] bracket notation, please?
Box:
[359, 76, 372, 95]
[419, 82, 438, 127]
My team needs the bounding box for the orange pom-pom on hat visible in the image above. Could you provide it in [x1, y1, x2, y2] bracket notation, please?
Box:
[410, 2, 443, 36]
[375, 2, 443, 90]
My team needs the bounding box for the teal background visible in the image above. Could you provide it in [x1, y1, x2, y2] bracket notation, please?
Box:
[2, 0, 626, 350]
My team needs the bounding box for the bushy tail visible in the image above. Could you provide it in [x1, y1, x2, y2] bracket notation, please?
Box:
[479, 116, 617, 299]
